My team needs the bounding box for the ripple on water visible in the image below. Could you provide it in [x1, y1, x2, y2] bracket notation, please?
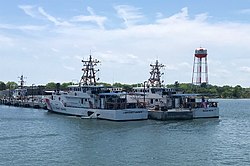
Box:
[0, 100, 250, 166]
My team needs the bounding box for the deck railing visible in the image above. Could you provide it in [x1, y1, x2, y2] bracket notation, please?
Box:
[182, 101, 218, 109]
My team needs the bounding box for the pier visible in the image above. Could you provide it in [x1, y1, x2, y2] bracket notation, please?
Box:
[0, 98, 47, 109]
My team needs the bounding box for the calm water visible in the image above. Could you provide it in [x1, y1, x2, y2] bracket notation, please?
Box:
[0, 99, 249, 166]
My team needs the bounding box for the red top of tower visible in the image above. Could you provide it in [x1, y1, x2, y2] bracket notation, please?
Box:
[195, 47, 207, 58]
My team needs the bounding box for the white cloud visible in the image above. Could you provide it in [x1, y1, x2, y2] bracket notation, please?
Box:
[3, 5, 250, 86]
[127, 54, 138, 59]
[179, 62, 192, 69]
[71, 6, 107, 29]
[19, 25, 47, 31]
[19, 5, 71, 27]
[170, 7, 188, 20]
[38, 7, 71, 26]
[0, 34, 13, 44]
[114, 5, 144, 27]
[157, 7, 188, 24]
[215, 69, 230, 75]
[63, 65, 75, 71]
[87, 6, 95, 15]
[19, 5, 37, 18]
[0, 23, 46, 31]
[165, 65, 178, 71]
[74, 55, 83, 61]
[239, 66, 250, 73]
[165, 62, 191, 71]
[32, 55, 39, 59]
[38, 7, 59, 24]
[238, 8, 250, 14]
[19, 5, 106, 29]
[61, 56, 70, 60]
[51, 48, 59, 53]
[194, 13, 209, 22]
[98, 51, 138, 64]
[156, 12, 163, 18]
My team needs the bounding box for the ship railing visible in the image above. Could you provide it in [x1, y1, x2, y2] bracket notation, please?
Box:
[104, 102, 126, 110]
[182, 101, 218, 109]
[104, 101, 146, 110]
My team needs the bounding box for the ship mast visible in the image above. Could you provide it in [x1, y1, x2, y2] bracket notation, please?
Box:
[147, 60, 165, 87]
[80, 55, 100, 86]
[18, 75, 26, 89]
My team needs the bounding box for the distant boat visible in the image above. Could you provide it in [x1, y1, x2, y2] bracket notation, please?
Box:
[127, 59, 219, 119]
[13, 75, 27, 100]
[170, 94, 219, 118]
[127, 86, 175, 109]
[13, 88, 27, 100]
[45, 55, 148, 121]
[127, 59, 177, 111]
[147, 93, 219, 120]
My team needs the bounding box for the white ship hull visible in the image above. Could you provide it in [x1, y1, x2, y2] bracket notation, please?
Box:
[96, 108, 148, 121]
[45, 99, 148, 121]
[192, 107, 219, 118]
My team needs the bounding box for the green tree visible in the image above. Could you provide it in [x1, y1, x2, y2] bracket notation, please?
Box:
[97, 82, 112, 86]
[122, 84, 133, 92]
[0, 81, 6, 90]
[174, 81, 179, 89]
[179, 83, 193, 93]
[131, 83, 144, 87]
[113, 82, 123, 87]
[40, 80, 250, 99]
[45, 82, 57, 90]
[242, 88, 250, 98]
[200, 82, 207, 88]
[113, 82, 133, 92]
[233, 85, 242, 98]
[207, 86, 218, 96]
[6, 81, 18, 89]
[221, 85, 233, 98]
[61, 82, 74, 90]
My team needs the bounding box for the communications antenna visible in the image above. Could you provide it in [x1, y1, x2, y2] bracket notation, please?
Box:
[18, 75, 27, 88]
[80, 54, 100, 86]
[147, 60, 165, 87]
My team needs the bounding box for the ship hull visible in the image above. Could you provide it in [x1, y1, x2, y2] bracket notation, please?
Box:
[148, 107, 219, 120]
[45, 98, 148, 121]
[192, 107, 219, 118]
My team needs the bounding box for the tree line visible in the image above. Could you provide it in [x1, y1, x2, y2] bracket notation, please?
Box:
[1, 81, 250, 98]
[167, 82, 250, 98]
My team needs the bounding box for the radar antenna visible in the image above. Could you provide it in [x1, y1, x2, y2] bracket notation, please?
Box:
[147, 60, 165, 87]
[18, 75, 27, 89]
[80, 54, 100, 86]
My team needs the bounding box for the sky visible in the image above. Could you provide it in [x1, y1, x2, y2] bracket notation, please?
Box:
[1, 0, 250, 87]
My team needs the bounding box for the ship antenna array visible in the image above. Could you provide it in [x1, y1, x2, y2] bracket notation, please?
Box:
[147, 60, 165, 87]
[80, 54, 100, 86]
[18, 75, 27, 89]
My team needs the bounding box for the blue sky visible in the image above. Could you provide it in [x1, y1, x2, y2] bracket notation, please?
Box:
[1, 0, 250, 87]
